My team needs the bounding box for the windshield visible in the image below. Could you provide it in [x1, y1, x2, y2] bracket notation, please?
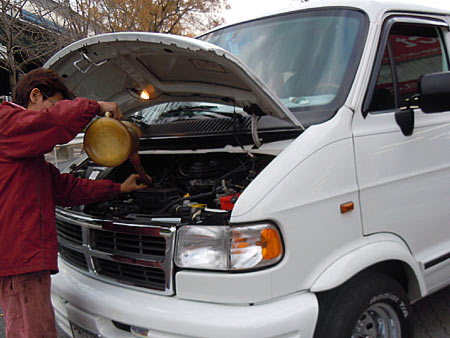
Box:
[136, 8, 367, 128]
[200, 8, 368, 124]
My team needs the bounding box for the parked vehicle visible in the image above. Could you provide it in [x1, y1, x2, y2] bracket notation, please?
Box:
[45, 133, 85, 170]
[44, 0, 450, 337]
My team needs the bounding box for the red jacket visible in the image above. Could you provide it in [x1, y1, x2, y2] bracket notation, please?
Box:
[0, 98, 121, 277]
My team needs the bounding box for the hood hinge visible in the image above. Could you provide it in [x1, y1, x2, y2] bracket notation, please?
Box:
[244, 104, 263, 148]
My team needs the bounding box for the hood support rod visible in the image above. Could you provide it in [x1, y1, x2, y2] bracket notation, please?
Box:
[251, 114, 262, 148]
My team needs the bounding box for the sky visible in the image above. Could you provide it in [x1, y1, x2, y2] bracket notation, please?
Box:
[222, 0, 299, 25]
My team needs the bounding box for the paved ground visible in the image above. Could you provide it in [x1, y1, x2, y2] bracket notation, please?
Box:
[0, 285, 448, 337]
[414, 285, 450, 338]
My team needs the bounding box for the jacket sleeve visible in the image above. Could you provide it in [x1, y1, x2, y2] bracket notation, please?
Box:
[49, 163, 121, 207]
[0, 98, 100, 159]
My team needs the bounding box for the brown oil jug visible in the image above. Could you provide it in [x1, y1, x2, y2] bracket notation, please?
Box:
[83, 113, 152, 187]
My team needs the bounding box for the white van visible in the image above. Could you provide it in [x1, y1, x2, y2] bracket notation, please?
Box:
[45, 0, 450, 337]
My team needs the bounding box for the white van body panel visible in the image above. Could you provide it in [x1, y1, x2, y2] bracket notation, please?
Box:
[229, 107, 367, 297]
[232, 106, 356, 220]
[310, 236, 426, 297]
[353, 109, 450, 294]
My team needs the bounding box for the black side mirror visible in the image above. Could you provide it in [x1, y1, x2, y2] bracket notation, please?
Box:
[395, 109, 414, 136]
[395, 71, 450, 136]
[419, 71, 450, 113]
[395, 94, 418, 137]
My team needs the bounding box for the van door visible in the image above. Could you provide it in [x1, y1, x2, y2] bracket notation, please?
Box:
[353, 16, 450, 293]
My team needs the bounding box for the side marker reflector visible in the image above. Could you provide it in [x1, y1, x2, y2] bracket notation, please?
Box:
[340, 202, 354, 214]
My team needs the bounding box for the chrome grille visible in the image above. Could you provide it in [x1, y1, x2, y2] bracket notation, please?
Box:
[56, 219, 83, 245]
[95, 257, 166, 290]
[55, 209, 176, 295]
[91, 229, 166, 258]
[58, 244, 88, 271]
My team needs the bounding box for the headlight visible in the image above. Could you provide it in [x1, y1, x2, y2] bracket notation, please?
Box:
[175, 226, 229, 270]
[175, 223, 283, 271]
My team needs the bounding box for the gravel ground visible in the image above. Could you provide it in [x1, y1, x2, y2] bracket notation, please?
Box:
[0, 285, 448, 337]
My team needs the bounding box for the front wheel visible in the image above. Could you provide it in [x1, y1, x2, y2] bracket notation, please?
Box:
[313, 272, 414, 338]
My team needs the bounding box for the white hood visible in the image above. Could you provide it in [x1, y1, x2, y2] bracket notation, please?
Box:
[44, 32, 301, 127]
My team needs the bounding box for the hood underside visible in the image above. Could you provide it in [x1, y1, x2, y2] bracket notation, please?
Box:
[44, 32, 301, 127]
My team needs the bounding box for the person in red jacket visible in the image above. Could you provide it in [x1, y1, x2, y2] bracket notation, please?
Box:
[0, 68, 149, 338]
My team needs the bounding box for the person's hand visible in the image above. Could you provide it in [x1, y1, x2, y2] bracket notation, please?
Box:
[120, 174, 151, 193]
[97, 101, 123, 120]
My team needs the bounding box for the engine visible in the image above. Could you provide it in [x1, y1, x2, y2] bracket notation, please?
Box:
[70, 153, 274, 224]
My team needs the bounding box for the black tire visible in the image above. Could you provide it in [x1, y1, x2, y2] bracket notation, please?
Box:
[313, 271, 414, 338]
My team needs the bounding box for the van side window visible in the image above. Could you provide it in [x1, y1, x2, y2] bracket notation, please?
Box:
[368, 23, 449, 113]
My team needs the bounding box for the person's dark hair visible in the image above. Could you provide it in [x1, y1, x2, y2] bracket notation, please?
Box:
[13, 68, 74, 107]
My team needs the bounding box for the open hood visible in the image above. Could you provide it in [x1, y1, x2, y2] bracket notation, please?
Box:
[44, 32, 301, 127]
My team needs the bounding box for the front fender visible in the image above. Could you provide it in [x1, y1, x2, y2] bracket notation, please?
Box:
[310, 235, 426, 300]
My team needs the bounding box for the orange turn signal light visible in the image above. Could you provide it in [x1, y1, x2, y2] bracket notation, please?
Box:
[230, 224, 284, 270]
[260, 228, 282, 260]
[231, 228, 283, 260]
[340, 201, 354, 214]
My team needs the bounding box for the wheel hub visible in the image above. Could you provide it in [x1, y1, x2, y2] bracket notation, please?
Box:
[352, 303, 401, 338]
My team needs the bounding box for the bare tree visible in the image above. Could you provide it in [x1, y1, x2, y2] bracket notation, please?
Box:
[0, 0, 80, 94]
[56, 0, 105, 39]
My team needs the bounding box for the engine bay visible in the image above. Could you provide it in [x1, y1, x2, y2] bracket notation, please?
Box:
[70, 152, 274, 225]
